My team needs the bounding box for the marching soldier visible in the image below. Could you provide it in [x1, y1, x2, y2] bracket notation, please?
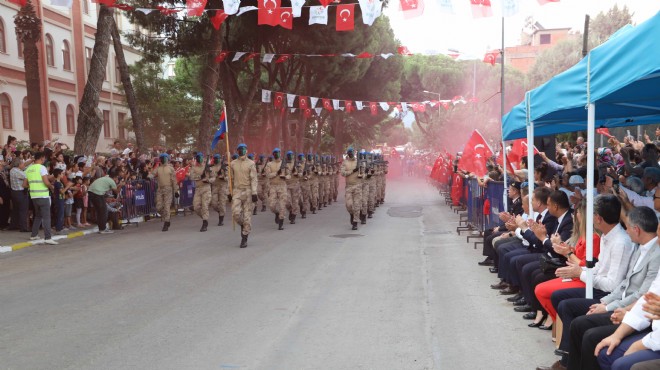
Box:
[340, 147, 361, 230]
[265, 148, 289, 230]
[308, 153, 319, 214]
[229, 143, 258, 248]
[332, 157, 339, 202]
[190, 152, 213, 232]
[256, 154, 269, 213]
[285, 151, 302, 224]
[367, 153, 377, 218]
[211, 154, 229, 226]
[298, 153, 311, 219]
[324, 156, 333, 206]
[153, 153, 177, 231]
[358, 150, 369, 225]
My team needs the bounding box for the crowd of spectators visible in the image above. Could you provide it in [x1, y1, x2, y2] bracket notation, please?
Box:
[447, 131, 660, 369]
[0, 137, 194, 244]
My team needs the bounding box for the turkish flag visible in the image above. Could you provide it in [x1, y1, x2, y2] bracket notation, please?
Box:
[322, 99, 334, 111]
[275, 55, 290, 63]
[508, 139, 539, 167]
[244, 53, 259, 62]
[496, 145, 517, 175]
[397, 46, 413, 56]
[258, 0, 281, 26]
[451, 173, 463, 206]
[214, 51, 230, 63]
[369, 102, 378, 116]
[319, 0, 331, 7]
[457, 130, 493, 177]
[345, 100, 354, 113]
[538, 0, 560, 5]
[483, 51, 498, 66]
[411, 102, 426, 112]
[299, 96, 309, 109]
[8, 0, 27, 6]
[470, 0, 493, 18]
[187, 0, 207, 16]
[274, 92, 285, 108]
[356, 52, 373, 59]
[303, 108, 312, 118]
[400, 0, 424, 19]
[440, 101, 450, 110]
[336, 4, 355, 31]
[278, 8, 293, 29]
[596, 128, 614, 138]
[210, 10, 229, 29]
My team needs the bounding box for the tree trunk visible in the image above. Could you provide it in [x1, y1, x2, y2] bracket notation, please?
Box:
[197, 27, 222, 152]
[74, 5, 113, 155]
[280, 108, 289, 150]
[109, 17, 146, 154]
[15, 1, 45, 144]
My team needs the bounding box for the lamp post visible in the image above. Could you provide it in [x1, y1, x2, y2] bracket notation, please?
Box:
[423, 90, 441, 119]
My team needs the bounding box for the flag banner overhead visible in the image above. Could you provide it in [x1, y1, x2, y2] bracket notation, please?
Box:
[261, 89, 271, 103]
[470, 0, 493, 18]
[222, 0, 240, 15]
[336, 4, 355, 31]
[309, 5, 329, 25]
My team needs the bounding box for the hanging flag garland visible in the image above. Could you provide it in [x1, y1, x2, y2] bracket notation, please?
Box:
[214, 46, 414, 64]
[261, 89, 475, 115]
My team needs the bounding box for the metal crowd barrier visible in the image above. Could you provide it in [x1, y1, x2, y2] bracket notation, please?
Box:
[119, 178, 158, 225]
[177, 180, 195, 215]
[454, 179, 506, 249]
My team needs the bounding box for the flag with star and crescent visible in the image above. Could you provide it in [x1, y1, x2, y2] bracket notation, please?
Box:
[457, 129, 493, 177]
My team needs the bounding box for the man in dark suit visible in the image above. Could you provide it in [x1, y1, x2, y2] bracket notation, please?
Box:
[537, 206, 660, 370]
[479, 182, 524, 267]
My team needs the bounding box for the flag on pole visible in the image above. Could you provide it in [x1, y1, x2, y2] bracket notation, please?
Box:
[211, 111, 228, 150]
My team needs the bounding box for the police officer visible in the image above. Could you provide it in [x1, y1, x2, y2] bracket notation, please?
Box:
[154, 153, 177, 231]
[229, 144, 258, 248]
[340, 147, 361, 230]
[265, 148, 289, 230]
[211, 154, 229, 226]
[285, 150, 301, 224]
[190, 152, 212, 232]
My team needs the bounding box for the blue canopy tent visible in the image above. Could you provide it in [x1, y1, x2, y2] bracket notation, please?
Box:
[500, 11, 660, 298]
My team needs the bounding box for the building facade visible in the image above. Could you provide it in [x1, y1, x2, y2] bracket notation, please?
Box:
[0, 0, 141, 152]
[505, 24, 573, 74]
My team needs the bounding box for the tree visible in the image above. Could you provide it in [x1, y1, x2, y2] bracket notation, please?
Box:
[14, 1, 44, 144]
[74, 5, 113, 155]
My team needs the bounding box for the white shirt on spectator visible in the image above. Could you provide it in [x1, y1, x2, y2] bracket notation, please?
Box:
[580, 223, 634, 292]
[621, 186, 658, 216]
[622, 271, 660, 350]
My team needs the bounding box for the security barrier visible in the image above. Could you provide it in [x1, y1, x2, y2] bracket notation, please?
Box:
[120, 179, 158, 222]
[178, 180, 195, 214]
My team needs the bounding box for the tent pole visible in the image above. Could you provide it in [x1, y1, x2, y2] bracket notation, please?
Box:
[586, 103, 596, 299]
[501, 16, 507, 212]
[528, 122, 534, 213]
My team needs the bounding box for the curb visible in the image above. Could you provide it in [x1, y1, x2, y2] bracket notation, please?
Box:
[0, 215, 149, 254]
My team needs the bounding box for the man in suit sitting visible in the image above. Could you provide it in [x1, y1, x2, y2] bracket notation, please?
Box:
[479, 182, 524, 267]
[537, 206, 660, 370]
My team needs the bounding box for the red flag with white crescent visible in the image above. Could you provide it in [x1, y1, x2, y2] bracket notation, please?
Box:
[336, 4, 355, 31]
[483, 51, 498, 66]
[457, 130, 493, 177]
[299, 96, 309, 110]
[322, 99, 334, 111]
[369, 102, 378, 116]
[278, 8, 293, 29]
[274, 92, 285, 108]
[258, 0, 281, 26]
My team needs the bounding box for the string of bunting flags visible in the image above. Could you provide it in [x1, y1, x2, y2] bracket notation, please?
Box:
[214, 46, 413, 63]
[261, 89, 476, 117]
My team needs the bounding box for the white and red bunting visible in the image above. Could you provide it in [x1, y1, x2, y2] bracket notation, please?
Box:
[336, 4, 355, 32]
[400, 0, 424, 19]
[258, 0, 281, 26]
[214, 47, 414, 64]
[262, 89, 475, 115]
[470, 0, 493, 18]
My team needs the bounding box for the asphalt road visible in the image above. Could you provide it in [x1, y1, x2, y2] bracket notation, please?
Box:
[0, 178, 556, 370]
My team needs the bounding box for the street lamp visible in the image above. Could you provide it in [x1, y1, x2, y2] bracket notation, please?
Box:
[423, 90, 441, 119]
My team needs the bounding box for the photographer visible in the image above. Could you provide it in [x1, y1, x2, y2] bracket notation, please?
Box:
[88, 169, 125, 234]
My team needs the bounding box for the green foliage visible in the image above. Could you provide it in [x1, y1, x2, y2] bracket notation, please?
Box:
[127, 59, 202, 149]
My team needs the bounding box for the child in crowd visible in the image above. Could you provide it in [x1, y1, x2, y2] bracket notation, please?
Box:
[81, 177, 91, 226]
[52, 169, 66, 234]
[64, 174, 78, 230]
[72, 176, 85, 228]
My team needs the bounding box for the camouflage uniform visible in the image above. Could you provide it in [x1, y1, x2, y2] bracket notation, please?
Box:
[285, 161, 301, 219]
[332, 164, 339, 201]
[230, 156, 258, 236]
[367, 169, 377, 216]
[299, 158, 311, 215]
[257, 160, 269, 211]
[190, 163, 212, 221]
[360, 170, 369, 218]
[155, 163, 177, 223]
[340, 157, 362, 224]
[211, 163, 229, 218]
[266, 159, 289, 222]
[309, 161, 319, 213]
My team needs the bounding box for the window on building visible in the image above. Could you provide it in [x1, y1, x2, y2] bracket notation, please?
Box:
[62, 40, 71, 71]
[17, 34, 23, 58]
[45, 34, 55, 66]
[22, 97, 28, 130]
[82, 0, 89, 15]
[115, 57, 121, 83]
[0, 93, 12, 130]
[0, 18, 6, 54]
[103, 110, 111, 137]
[117, 112, 126, 139]
[50, 101, 59, 133]
[540, 34, 551, 45]
[66, 104, 75, 134]
[85, 47, 92, 74]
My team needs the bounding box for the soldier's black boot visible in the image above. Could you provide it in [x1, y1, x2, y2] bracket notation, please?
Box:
[367, 211, 373, 219]
[261, 205, 266, 212]
[218, 215, 224, 226]
[290, 214, 296, 224]
[162, 221, 170, 232]
[278, 219, 284, 230]
[240, 234, 248, 248]
[360, 213, 367, 225]
[351, 222, 358, 230]
[200, 220, 208, 232]
[275, 212, 280, 224]
[301, 211, 306, 219]
[350, 214, 354, 225]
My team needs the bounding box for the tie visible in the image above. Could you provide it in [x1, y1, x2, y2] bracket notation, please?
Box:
[536, 214, 542, 223]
